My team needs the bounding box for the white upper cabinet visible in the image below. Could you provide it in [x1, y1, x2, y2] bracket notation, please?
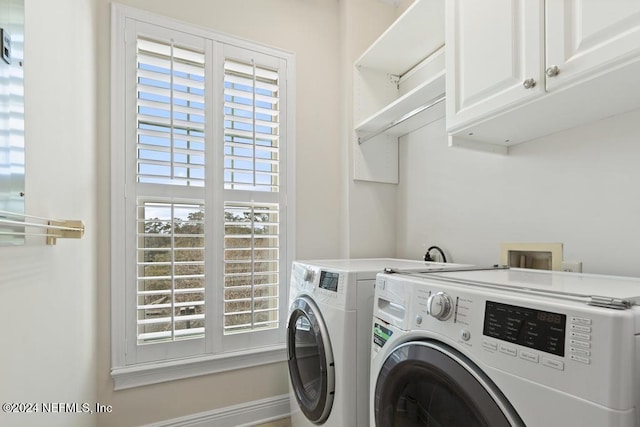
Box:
[446, 0, 640, 153]
[545, 1, 640, 91]
[446, 0, 544, 132]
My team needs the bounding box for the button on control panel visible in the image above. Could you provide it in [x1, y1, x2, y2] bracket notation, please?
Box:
[482, 339, 497, 351]
[568, 316, 593, 364]
[519, 349, 540, 364]
[481, 312, 594, 373]
[499, 344, 517, 357]
[482, 337, 565, 372]
[542, 356, 564, 371]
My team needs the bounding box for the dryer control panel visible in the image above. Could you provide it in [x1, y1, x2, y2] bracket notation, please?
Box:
[318, 270, 340, 292]
[290, 262, 348, 309]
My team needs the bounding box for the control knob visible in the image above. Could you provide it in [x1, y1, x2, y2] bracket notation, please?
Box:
[427, 292, 453, 321]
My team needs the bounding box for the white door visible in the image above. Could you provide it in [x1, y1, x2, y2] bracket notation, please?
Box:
[545, 0, 640, 91]
[446, 0, 545, 132]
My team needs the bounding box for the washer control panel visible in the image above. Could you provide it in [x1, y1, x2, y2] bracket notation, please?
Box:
[414, 286, 569, 358]
[483, 300, 566, 357]
[403, 277, 624, 383]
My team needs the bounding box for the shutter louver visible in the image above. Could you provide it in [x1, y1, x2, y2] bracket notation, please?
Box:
[137, 201, 206, 343]
[137, 38, 206, 187]
[224, 59, 280, 192]
[224, 203, 280, 334]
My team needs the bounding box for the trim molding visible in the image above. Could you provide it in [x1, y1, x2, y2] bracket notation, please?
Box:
[112, 345, 287, 390]
[144, 394, 290, 427]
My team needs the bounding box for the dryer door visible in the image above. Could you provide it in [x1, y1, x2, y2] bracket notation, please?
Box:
[374, 341, 524, 427]
[287, 296, 335, 424]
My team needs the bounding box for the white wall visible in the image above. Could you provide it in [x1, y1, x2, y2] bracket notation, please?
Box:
[0, 1, 98, 426]
[95, 1, 344, 425]
[397, 109, 640, 277]
[340, 0, 411, 258]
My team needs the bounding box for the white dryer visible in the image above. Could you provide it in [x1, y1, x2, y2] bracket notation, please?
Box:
[287, 259, 465, 426]
[370, 267, 640, 426]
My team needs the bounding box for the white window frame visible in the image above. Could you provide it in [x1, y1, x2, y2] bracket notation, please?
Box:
[110, 4, 295, 390]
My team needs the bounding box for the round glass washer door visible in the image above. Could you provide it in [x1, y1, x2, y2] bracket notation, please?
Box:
[374, 340, 525, 427]
[287, 296, 335, 424]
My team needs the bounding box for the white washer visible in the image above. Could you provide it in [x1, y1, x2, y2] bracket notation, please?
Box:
[287, 259, 466, 426]
[370, 267, 640, 426]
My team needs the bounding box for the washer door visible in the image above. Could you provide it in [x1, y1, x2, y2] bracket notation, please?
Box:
[375, 341, 524, 427]
[287, 296, 335, 424]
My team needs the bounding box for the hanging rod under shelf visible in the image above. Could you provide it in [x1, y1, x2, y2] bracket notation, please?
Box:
[0, 210, 85, 245]
[358, 92, 446, 145]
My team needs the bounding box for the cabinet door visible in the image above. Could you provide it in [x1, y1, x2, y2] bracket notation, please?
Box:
[446, 0, 544, 132]
[546, 1, 640, 91]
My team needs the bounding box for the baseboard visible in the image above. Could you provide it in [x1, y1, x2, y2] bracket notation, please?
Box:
[145, 394, 290, 427]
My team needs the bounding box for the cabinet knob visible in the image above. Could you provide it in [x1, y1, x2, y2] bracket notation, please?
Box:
[523, 78, 536, 89]
[546, 66, 560, 77]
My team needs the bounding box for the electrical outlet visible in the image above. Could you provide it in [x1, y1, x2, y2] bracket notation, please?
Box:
[561, 261, 582, 273]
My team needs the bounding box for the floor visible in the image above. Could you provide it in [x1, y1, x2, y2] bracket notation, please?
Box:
[254, 417, 291, 427]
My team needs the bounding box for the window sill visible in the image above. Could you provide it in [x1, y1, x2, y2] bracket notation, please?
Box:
[111, 344, 287, 390]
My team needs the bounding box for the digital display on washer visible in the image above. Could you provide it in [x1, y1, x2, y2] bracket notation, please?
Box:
[483, 301, 566, 357]
[318, 271, 339, 292]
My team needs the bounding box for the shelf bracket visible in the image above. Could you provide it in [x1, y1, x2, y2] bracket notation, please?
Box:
[389, 73, 400, 88]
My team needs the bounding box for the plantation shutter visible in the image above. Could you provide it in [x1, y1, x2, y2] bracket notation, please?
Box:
[222, 55, 282, 336]
[115, 14, 292, 370]
[224, 202, 280, 334]
[137, 38, 206, 187]
[135, 36, 207, 345]
[223, 58, 280, 192]
[137, 201, 205, 342]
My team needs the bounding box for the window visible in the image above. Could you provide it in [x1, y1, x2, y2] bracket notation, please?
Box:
[111, 5, 295, 388]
